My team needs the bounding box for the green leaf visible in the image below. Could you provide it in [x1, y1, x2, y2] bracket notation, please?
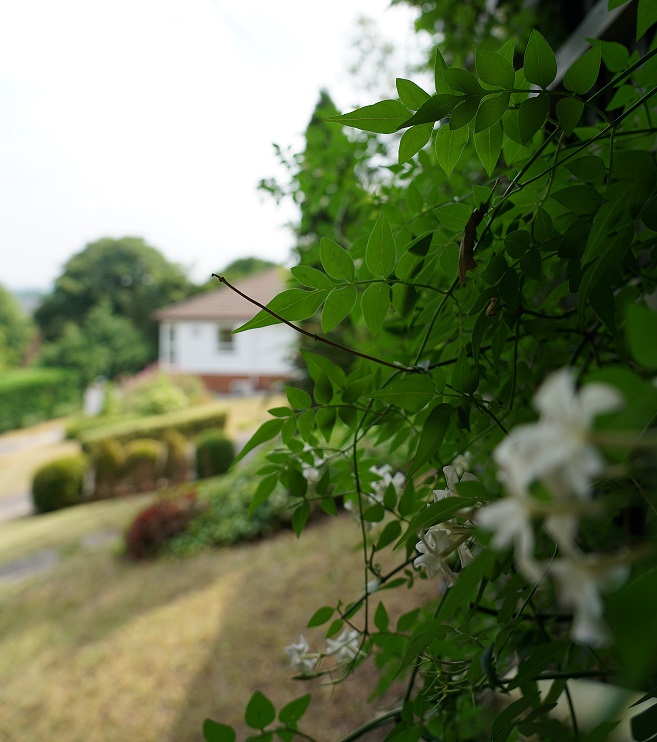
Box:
[235, 289, 329, 333]
[565, 155, 606, 183]
[434, 123, 469, 176]
[361, 282, 391, 336]
[498, 269, 520, 310]
[449, 96, 479, 129]
[523, 29, 557, 88]
[564, 45, 601, 94]
[433, 202, 472, 232]
[627, 304, 657, 369]
[396, 78, 431, 110]
[376, 520, 402, 550]
[325, 100, 410, 134]
[232, 418, 283, 466]
[434, 48, 451, 94]
[631, 703, 657, 741]
[598, 40, 629, 73]
[451, 350, 479, 394]
[245, 691, 276, 730]
[291, 501, 311, 536]
[313, 372, 333, 405]
[302, 350, 346, 387]
[291, 265, 335, 289]
[475, 93, 510, 132]
[409, 403, 453, 475]
[278, 695, 312, 725]
[401, 94, 460, 127]
[248, 475, 278, 518]
[322, 285, 357, 333]
[552, 185, 602, 215]
[399, 123, 434, 164]
[367, 213, 397, 277]
[444, 68, 485, 96]
[374, 602, 390, 632]
[518, 94, 549, 143]
[203, 719, 236, 742]
[505, 229, 531, 259]
[519, 250, 542, 281]
[320, 238, 355, 282]
[286, 386, 311, 410]
[435, 551, 494, 624]
[476, 49, 516, 89]
[556, 96, 584, 136]
[369, 375, 436, 413]
[637, 0, 657, 40]
[474, 123, 503, 176]
[315, 406, 336, 442]
[307, 605, 335, 627]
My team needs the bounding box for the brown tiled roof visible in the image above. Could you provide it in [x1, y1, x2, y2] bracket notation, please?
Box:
[153, 267, 288, 321]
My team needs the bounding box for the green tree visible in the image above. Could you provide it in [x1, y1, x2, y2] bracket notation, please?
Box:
[0, 284, 35, 369]
[34, 236, 194, 357]
[38, 300, 149, 386]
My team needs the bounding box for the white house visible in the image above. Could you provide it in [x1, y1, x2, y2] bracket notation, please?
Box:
[153, 268, 298, 393]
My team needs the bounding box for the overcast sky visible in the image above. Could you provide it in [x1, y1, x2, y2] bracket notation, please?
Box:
[0, 0, 422, 291]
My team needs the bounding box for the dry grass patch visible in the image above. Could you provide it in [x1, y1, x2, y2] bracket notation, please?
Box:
[0, 515, 437, 742]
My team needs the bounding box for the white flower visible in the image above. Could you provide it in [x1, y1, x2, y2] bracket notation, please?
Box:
[549, 555, 629, 646]
[414, 527, 457, 585]
[494, 368, 622, 500]
[284, 635, 318, 675]
[326, 628, 361, 662]
[301, 444, 324, 486]
[369, 464, 406, 503]
[477, 495, 542, 582]
[433, 464, 478, 502]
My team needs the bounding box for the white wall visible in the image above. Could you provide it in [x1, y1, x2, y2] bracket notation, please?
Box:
[159, 320, 297, 376]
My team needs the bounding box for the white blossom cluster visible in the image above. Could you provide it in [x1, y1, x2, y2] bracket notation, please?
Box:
[284, 629, 361, 676]
[416, 368, 630, 647]
[344, 464, 405, 525]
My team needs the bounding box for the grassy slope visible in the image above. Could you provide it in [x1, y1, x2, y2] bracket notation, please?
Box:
[0, 514, 435, 742]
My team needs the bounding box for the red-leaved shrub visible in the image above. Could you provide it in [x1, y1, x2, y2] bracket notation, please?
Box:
[124, 491, 201, 560]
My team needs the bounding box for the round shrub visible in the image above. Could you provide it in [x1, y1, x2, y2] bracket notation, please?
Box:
[31, 454, 88, 513]
[194, 430, 235, 479]
[91, 438, 125, 499]
[124, 491, 201, 560]
[162, 430, 190, 485]
[123, 438, 163, 493]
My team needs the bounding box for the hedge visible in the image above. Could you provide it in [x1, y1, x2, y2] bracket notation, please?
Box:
[0, 368, 81, 433]
[77, 402, 228, 452]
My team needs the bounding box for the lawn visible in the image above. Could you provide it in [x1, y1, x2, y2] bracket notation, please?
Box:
[0, 510, 434, 741]
[0, 403, 435, 741]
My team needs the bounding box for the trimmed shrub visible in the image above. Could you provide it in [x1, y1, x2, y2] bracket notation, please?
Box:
[162, 430, 190, 485]
[123, 438, 163, 493]
[31, 454, 89, 513]
[195, 430, 235, 479]
[0, 368, 80, 433]
[124, 491, 201, 560]
[77, 402, 228, 452]
[91, 438, 125, 499]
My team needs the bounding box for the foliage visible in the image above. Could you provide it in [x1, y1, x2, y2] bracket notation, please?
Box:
[37, 299, 150, 387]
[76, 402, 227, 452]
[34, 236, 196, 362]
[31, 454, 89, 513]
[162, 429, 190, 485]
[90, 438, 126, 499]
[206, 5, 657, 740]
[117, 372, 201, 417]
[124, 490, 201, 560]
[122, 438, 163, 493]
[164, 453, 294, 558]
[194, 430, 236, 479]
[0, 283, 35, 369]
[0, 367, 81, 433]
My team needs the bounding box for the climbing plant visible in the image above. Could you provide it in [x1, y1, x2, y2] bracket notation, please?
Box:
[205, 2, 657, 739]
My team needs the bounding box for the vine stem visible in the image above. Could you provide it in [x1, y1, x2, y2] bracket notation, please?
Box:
[211, 273, 421, 373]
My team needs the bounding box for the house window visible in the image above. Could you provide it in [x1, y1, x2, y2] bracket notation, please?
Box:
[166, 324, 176, 363]
[217, 326, 235, 352]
